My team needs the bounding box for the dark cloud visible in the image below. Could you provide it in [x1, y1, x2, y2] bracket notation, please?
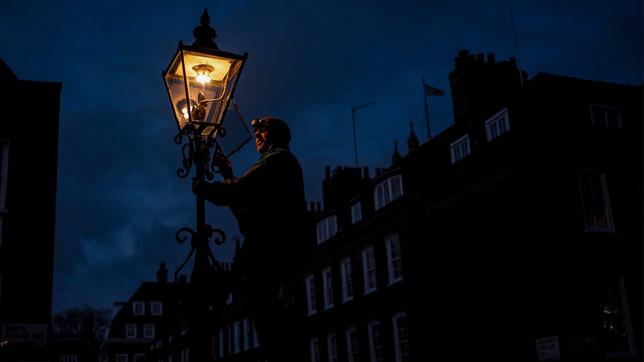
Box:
[0, 0, 640, 313]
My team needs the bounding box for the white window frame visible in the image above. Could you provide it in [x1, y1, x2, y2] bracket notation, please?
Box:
[306, 274, 317, 316]
[340, 257, 354, 303]
[602, 276, 637, 357]
[350, 201, 362, 224]
[386, 234, 403, 285]
[252, 319, 260, 348]
[150, 301, 163, 316]
[116, 354, 128, 362]
[346, 327, 359, 362]
[322, 266, 334, 310]
[327, 333, 338, 362]
[578, 170, 615, 232]
[125, 324, 137, 339]
[132, 301, 145, 316]
[317, 215, 338, 244]
[450, 134, 470, 164]
[367, 320, 384, 362]
[374, 174, 404, 210]
[362, 246, 377, 295]
[133, 354, 145, 362]
[590, 104, 623, 129]
[393, 312, 410, 362]
[143, 323, 155, 338]
[485, 108, 510, 141]
[310, 337, 321, 362]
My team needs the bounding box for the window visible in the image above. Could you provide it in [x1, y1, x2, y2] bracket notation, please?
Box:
[327, 333, 338, 362]
[367, 320, 384, 362]
[322, 266, 334, 310]
[310, 337, 321, 362]
[578, 170, 615, 232]
[0, 141, 8, 247]
[252, 319, 260, 348]
[242, 318, 250, 351]
[374, 175, 404, 210]
[180, 348, 190, 362]
[134, 354, 145, 362]
[125, 324, 137, 339]
[340, 257, 354, 303]
[306, 274, 317, 315]
[144, 323, 155, 338]
[132, 301, 145, 316]
[317, 215, 338, 244]
[346, 327, 359, 362]
[450, 135, 470, 164]
[386, 234, 403, 285]
[233, 320, 241, 354]
[590, 104, 623, 129]
[485, 108, 510, 141]
[59, 355, 78, 362]
[362, 246, 377, 294]
[351, 201, 362, 224]
[393, 313, 410, 362]
[116, 354, 128, 362]
[600, 276, 637, 357]
[151, 301, 163, 315]
[217, 328, 225, 358]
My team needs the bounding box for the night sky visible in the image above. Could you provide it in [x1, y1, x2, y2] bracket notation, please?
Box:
[0, 0, 641, 314]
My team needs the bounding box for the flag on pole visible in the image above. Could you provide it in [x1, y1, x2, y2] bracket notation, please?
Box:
[423, 82, 445, 97]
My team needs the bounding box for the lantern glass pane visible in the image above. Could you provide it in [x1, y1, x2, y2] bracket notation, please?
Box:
[164, 49, 244, 138]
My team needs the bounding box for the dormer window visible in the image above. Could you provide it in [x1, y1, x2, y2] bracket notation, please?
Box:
[374, 175, 403, 211]
[132, 301, 145, 316]
[485, 108, 510, 141]
[450, 135, 470, 164]
[317, 215, 338, 244]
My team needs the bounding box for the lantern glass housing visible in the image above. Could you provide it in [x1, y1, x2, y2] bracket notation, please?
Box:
[163, 43, 246, 139]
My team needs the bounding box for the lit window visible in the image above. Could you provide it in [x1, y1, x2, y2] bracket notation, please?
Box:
[144, 324, 155, 338]
[310, 337, 321, 362]
[450, 135, 470, 164]
[578, 170, 615, 232]
[317, 215, 338, 244]
[346, 327, 359, 362]
[485, 108, 510, 141]
[362, 247, 377, 294]
[368, 320, 384, 362]
[600, 276, 637, 357]
[340, 257, 354, 303]
[350, 202, 362, 224]
[393, 312, 410, 362]
[306, 274, 317, 316]
[386, 234, 403, 285]
[125, 324, 136, 339]
[327, 333, 338, 362]
[132, 301, 145, 316]
[590, 104, 623, 129]
[151, 301, 163, 316]
[374, 175, 404, 210]
[322, 266, 334, 310]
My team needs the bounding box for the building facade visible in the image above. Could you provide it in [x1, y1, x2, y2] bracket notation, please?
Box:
[0, 59, 62, 361]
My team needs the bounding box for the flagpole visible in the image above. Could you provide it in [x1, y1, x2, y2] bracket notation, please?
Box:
[422, 77, 432, 139]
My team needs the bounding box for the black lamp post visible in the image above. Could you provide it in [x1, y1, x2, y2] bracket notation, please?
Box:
[162, 8, 247, 359]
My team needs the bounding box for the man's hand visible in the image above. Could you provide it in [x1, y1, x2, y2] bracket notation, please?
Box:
[213, 151, 234, 179]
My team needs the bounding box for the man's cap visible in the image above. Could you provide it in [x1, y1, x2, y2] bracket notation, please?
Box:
[251, 116, 291, 145]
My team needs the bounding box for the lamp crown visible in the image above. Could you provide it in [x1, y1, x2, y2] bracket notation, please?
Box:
[193, 8, 218, 50]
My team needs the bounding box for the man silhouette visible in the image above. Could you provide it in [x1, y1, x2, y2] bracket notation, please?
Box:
[193, 116, 307, 361]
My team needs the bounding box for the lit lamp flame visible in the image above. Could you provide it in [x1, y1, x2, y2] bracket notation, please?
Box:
[193, 64, 214, 85]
